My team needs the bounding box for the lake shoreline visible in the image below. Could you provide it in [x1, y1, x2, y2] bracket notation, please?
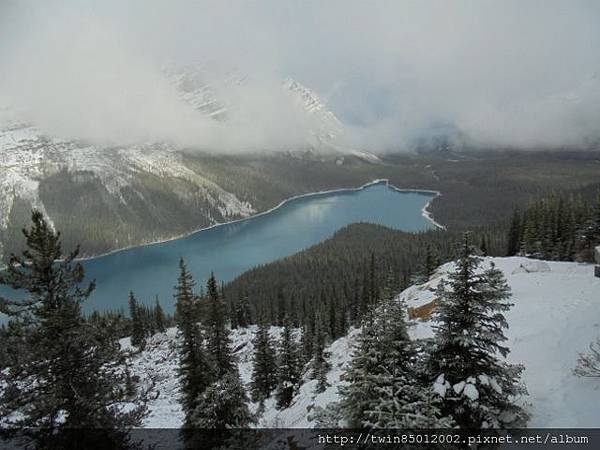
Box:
[3, 180, 443, 268]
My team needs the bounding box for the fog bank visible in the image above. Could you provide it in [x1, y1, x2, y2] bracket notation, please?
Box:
[1, 0, 600, 152]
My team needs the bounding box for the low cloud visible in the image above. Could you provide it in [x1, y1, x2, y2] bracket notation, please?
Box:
[1, 0, 600, 152]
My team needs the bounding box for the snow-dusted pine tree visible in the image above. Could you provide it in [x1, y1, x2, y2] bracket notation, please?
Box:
[429, 233, 528, 428]
[369, 367, 454, 428]
[191, 371, 253, 428]
[250, 321, 278, 402]
[174, 258, 213, 427]
[339, 311, 384, 427]
[205, 272, 235, 377]
[154, 296, 166, 333]
[0, 211, 144, 446]
[275, 317, 302, 409]
[347, 292, 453, 428]
[129, 291, 146, 349]
[311, 319, 331, 393]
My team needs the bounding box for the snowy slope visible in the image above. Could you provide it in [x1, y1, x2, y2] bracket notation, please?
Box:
[123, 326, 284, 428]
[128, 256, 600, 428]
[403, 256, 600, 428]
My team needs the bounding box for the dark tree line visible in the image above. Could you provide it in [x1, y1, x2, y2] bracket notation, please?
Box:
[76, 296, 174, 355]
[507, 192, 600, 262]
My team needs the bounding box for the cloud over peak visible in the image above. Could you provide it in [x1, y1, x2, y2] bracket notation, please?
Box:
[2, 0, 600, 152]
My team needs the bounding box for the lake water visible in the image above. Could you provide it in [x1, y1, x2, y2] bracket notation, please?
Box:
[1, 182, 436, 315]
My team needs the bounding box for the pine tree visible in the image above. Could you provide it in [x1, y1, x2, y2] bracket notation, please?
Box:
[289, 293, 299, 328]
[368, 253, 379, 306]
[190, 371, 253, 428]
[301, 320, 314, 365]
[154, 296, 166, 333]
[380, 267, 397, 306]
[582, 193, 600, 251]
[236, 291, 252, 328]
[480, 235, 488, 256]
[339, 311, 384, 427]
[275, 317, 302, 409]
[360, 268, 371, 316]
[190, 273, 250, 430]
[0, 211, 143, 444]
[128, 291, 146, 349]
[250, 321, 278, 402]
[174, 258, 212, 427]
[276, 289, 286, 326]
[311, 319, 331, 393]
[507, 207, 522, 256]
[328, 291, 337, 338]
[413, 244, 439, 284]
[429, 233, 528, 428]
[205, 272, 235, 377]
[228, 296, 239, 330]
[364, 296, 452, 428]
[349, 277, 361, 325]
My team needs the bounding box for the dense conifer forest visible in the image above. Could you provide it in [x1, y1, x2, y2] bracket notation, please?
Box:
[222, 224, 506, 340]
[507, 192, 600, 262]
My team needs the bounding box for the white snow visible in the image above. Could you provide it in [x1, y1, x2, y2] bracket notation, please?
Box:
[463, 383, 480, 401]
[511, 260, 551, 274]
[433, 374, 449, 398]
[453, 381, 466, 394]
[400, 256, 600, 427]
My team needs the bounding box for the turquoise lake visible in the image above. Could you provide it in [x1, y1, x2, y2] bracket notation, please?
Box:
[1, 182, 436, 315]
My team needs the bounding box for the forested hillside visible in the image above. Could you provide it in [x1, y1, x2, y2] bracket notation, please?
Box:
[223, 223, 505, 341]
[3, 149, 600, 262]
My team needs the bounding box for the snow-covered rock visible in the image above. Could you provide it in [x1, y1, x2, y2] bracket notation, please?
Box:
[511, 260, 551, 274]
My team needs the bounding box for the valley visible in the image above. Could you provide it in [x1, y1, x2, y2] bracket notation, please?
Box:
[3, 135, 600, 264]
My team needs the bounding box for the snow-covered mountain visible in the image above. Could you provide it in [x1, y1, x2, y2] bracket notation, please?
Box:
[127, 256, 600, 430]
[0, 66, 374, 260]
[166, 64, 349, 153]
[0, 118, 256, 260]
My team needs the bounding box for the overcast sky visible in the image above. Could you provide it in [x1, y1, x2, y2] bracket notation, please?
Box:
[2, 0, 600, 151]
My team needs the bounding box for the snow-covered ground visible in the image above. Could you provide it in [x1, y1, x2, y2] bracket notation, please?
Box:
[404, 256, 600, 427]
[128, 256, 600, 428]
